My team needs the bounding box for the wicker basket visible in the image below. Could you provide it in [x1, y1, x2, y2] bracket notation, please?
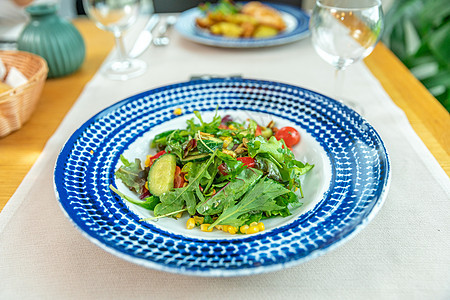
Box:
[0, 51, 48, 138]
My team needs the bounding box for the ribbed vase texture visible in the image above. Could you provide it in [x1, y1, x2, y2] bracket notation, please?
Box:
[18, 4, 85, 78]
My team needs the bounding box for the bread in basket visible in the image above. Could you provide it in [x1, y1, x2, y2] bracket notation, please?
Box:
[0, 51, 48, 138]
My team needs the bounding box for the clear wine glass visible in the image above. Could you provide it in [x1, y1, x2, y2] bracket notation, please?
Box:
[83, 0, 147, 80]
[310, 0, 384, 112]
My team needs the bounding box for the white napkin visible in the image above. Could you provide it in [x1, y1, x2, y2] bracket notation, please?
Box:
[1, 20, 449, 299]
[4, 66, 28, 87]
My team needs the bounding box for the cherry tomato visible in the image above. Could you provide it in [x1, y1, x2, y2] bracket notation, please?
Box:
[255, 125, 262, 136]
[237, 157, 256, 168]
[153, 150, 166, 159]
[173, 166, 185, 188]
[218, 163, 228, 176]
[146, 150, 166, 167]
[274, 126, 300, 147]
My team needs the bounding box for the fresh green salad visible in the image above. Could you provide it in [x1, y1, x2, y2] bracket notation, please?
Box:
[111, 111, 313, 235]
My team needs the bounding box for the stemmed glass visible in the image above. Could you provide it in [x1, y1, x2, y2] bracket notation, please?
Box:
[310, 0, 384, 111]
[83, 0, 147, 80]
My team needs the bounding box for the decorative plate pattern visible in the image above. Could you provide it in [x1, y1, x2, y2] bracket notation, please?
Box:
[54, 78, 390, 276]
[175, 3, 310, 48]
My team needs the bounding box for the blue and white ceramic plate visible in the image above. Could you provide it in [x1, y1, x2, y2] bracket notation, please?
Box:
[54, 78, 390, 276]
[175, 3, 310, 48]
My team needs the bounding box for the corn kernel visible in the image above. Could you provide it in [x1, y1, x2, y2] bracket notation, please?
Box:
[173, 108, 182, 115]
[201, 224, 213, 232]
[186, 218, 195, 229]
[221, 136, 233, 148]
[144, 155, 152, 167]
[175, 211, 183, 219]
[246, 226, 259, 234]
[228, 226, 237, 234]
[215, 225, 224, 231]
[222, 225, 229, 232]
[228, 124, 236, 130]
[240, 225, 249, 234]
[257, 222, 265, 231]
[193, 216, 204, 225]
[250, 222, 258, 227]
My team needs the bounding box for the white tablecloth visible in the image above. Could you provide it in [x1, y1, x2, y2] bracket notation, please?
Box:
[1, 17, 449, 299]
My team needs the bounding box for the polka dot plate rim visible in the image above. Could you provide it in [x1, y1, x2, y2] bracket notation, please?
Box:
[54, 78, 391, 276]
[175, 2, 310, 48]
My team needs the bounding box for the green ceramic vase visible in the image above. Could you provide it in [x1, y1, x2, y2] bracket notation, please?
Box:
[18, 3, 85, 78]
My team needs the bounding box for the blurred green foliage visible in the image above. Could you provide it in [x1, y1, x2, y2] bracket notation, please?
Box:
[382, 0, 450, 111]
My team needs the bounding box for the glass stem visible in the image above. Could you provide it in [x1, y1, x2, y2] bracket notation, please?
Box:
[114, 31, 128, 62]
[334, 67, 345, 102]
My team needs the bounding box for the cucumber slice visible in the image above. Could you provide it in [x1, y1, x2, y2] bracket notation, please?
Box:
[181, 153, 209, 163]
[148, 153, 176, 196]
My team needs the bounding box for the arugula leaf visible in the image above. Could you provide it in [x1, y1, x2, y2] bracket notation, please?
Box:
[239, 212, 263, 225]
[286, 158, 314, 176]
[151, 130, 176, 147]
[154, 187, 194, 216]
[285, 157, 314, 193]
[204, 215, 214, 224]
[197, 138, 223, 154]
[186, 160, 215, 187]
[151, 130, 191, 149]
[215, 151, 246, 181]
[114, 155, 147, 194]
[165, 139, 184, 160]
[186, 110, 222, 136]
[265, 191, 300, 218]
[203, 157, 221, 193]
[210, 177, 289, 228]
[196, 168, 263, 215]
[110, 185, 160, 210]
[153, 150, 217, 216]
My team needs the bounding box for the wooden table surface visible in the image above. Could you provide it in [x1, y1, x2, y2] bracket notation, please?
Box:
[1, 18, 449, 212]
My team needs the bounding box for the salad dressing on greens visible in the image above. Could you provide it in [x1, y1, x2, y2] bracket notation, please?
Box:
[111, 111, 313, 235]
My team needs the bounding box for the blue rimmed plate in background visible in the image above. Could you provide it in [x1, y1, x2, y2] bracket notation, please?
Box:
[54, 78, 390, 276]
[175, 3, 310, 48]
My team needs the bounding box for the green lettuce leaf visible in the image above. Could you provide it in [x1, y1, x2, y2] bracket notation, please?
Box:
[114, 155, 147, 194]
[110, 185, 160, 210]
[248, 135, 314, 193]
[247, 136, 288, 163]
[256, 156, 283, 182]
